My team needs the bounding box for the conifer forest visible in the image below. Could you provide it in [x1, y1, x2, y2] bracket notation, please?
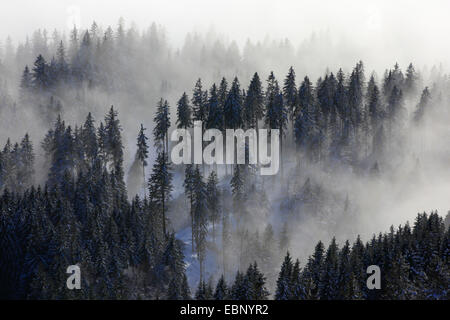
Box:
[0, 1, 448, 301]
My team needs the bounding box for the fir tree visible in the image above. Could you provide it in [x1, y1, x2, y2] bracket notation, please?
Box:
[414, 87, 431, 124]
[319, 238, 339, 300]
[206, 83, 224, 131]
[153, 99, 171, 154]
[214, 275, 229, 300]
[275, 252, 293, 300]
[148, 151, 173, 236]
[244, 72, 264, 129]
[176, 92, 192, 129]
[223, 77, 243, 129]
[136, 124, 149, 189]
[183, 164, 195, 251]
[245, 262, 269, 300]
[206, 171, 220, 242]
[192, 79, 208, 123]
[283, 66, 298, 119]
[32, 54, 50, 92]
[192, 166, 208, 282]
[81, 112, 98, 165]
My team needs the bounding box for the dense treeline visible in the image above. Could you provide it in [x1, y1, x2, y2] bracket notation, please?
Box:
[0, 19, 305, 120]
[0, 101, 448, 299]
[0, 108, 188, 299]
[0, 20, 449, 300]
[196, 212, 449, 300]
[173, 59, 447, 289]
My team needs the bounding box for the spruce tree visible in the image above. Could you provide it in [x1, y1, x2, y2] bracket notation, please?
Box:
[319, 238, 339, 299]
[214, 275, 229, 300]
[184, 164, 195, 251]
[153, 99, 171, 154]
[81, 112, 98, 165]
[206, 171, 220, 242]
[136, 124, 149, 190]
[176, 92, 192, 129]
[192, 78, 208, 126]
[283, 66, 298, 120]
[148, 151, 173, 236]
[206, 83, 224, 131]
[223, 77, 243, 130]
[17, 134, 35, 192]
[414, 87, 431, 124]
[244, 72, 264, 129]
[32, 54, 50, 92]
[245, 262, 269, 300]
[192, 166, 208, 282]
[275, 252, 293, 300]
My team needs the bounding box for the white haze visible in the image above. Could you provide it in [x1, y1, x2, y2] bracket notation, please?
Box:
[1, 0, 449, 287]
[2, 0, 450, 69]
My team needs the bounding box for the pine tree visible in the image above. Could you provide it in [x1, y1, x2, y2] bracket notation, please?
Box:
[291, 259, 304, 299]
[136, 124, 149, 190]
[366, 75, 383, 132]
[245, 262, 269, 300]
[275, 252, 293, 300]
[206, 83, 224, 131]
[192, 78, 208, 138]
[48, 124, 75, 187]
[167, 277, 182, 300]
[317, 73, 337, 119]
[184, 164, 195, 251]
[148, 151, 173, 236]
[283, 66, 298, 120]
[279, 222, 290, 253]
[244, 72, 264, 129]
[32, 54, 50, 92]
[222, 211, 231, 277]
[404, 63, 419, 97]
[81, 112, 98, 165]
[181, 274, 192, 299]
[20, 66, 33, 101]
[56, 41, 69, 83]
[104, 106, 124, 167]
[206, 171, 220, 242]
[195, 279, 213, 300]
[334, 68, 347, 117]
[195, 281, 207, 300]
[105, 106, 126, 195]
[295, 76, 319, 159]
[264, 72, 280, 129]
[231, 164, 246, 228]
[218, 77, 229, 117]
[230, 271, 246, 300]
[319, 238, 339, 299]
[386, 86, 406, 135]
[223, 77, 243, 129]
[176, 92, 193, 129]
[414, 87, 431, 124]
[17, 134, 35, 192]
[153, 99, 171, 153]
[347, 61, 365, 129]
[309, 241, 325, 298]
[265, 74, 287, 171]
[214, 275, 229, 300]
[192, 166, 208, 282]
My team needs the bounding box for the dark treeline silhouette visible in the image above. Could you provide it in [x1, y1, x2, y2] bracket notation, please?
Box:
[196, 212, 449, 300]
[0, 20, 449, 300]
[0, 101, 448, 298]
[0, 108, 188, 299]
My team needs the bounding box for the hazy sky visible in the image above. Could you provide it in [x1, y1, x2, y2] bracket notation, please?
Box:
[1, 0, 450, 67]
[1, 0, 449, 42]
